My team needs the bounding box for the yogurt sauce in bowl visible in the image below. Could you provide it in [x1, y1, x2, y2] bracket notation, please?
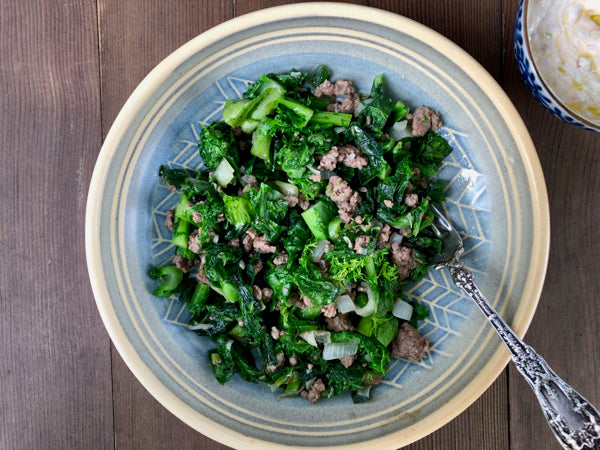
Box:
[526, 0, 600, 128]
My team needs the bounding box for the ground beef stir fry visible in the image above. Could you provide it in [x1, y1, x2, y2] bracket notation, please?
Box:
[149, 66, 452, 404]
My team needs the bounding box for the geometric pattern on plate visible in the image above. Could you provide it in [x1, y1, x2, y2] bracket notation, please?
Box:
[149, 76, 491, 390]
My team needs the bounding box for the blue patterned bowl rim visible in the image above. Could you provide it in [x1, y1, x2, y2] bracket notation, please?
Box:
[514, 0, 600, 132]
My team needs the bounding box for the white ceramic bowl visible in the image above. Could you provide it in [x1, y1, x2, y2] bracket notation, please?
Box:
[86, 3, 550, 448]
[514, 0, 600, 132]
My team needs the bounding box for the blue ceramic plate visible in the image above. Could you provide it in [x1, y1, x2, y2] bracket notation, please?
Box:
[86, 3, 550, 448]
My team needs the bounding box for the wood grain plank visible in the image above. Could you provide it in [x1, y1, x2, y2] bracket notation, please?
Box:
[97, 1, 234, 448]
[98, 0, 234, 136]
[112, 351, 231, 449]
[234, 0, 367, 16]
[0, 1, 112, 449]
[407, 373, 509, 450]
[502, 0, 600, 448]
[370, 0, 503, 83]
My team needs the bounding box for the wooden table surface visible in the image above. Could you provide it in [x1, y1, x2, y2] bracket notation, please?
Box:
[2, 0, 599, 449]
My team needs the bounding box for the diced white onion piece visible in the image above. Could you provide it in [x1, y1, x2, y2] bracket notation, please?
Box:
[299, 330, 331, 347]
[314, 330, 331, 344]
[389, 120, 411, 140]
[355, 283, 377, 317]
[318, 169, 335, 181]
[392, 298, 413, 320]
[225, 339, 234, 351]
[186, 323, 214, 331]
[304, 377, 317, 390]
[306, 165, 320, 175]
[299, 331, 318, 347]
[354, 101, 365, 115]
[275, 180, 298, 197]
[322, 340, 359, 360]
[390, 232, 404, 245]
[335, 294, 356, 314]
[213, 158, 235, 187]
[311, 240, 330, 262]
[353, 385, 373, 402]
[343, 235, 353, 249]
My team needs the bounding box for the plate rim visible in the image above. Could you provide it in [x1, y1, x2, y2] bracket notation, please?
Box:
[85, 3, 550, 448]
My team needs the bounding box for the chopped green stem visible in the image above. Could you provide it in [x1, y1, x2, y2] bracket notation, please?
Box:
[310, 111, 352, 128]
[148, 265, 183, 297]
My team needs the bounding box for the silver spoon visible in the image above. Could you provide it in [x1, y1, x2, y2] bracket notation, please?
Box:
[431, 204, 600, 449]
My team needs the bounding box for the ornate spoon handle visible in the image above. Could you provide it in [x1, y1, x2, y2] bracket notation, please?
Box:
[446, 262, 600, 449]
